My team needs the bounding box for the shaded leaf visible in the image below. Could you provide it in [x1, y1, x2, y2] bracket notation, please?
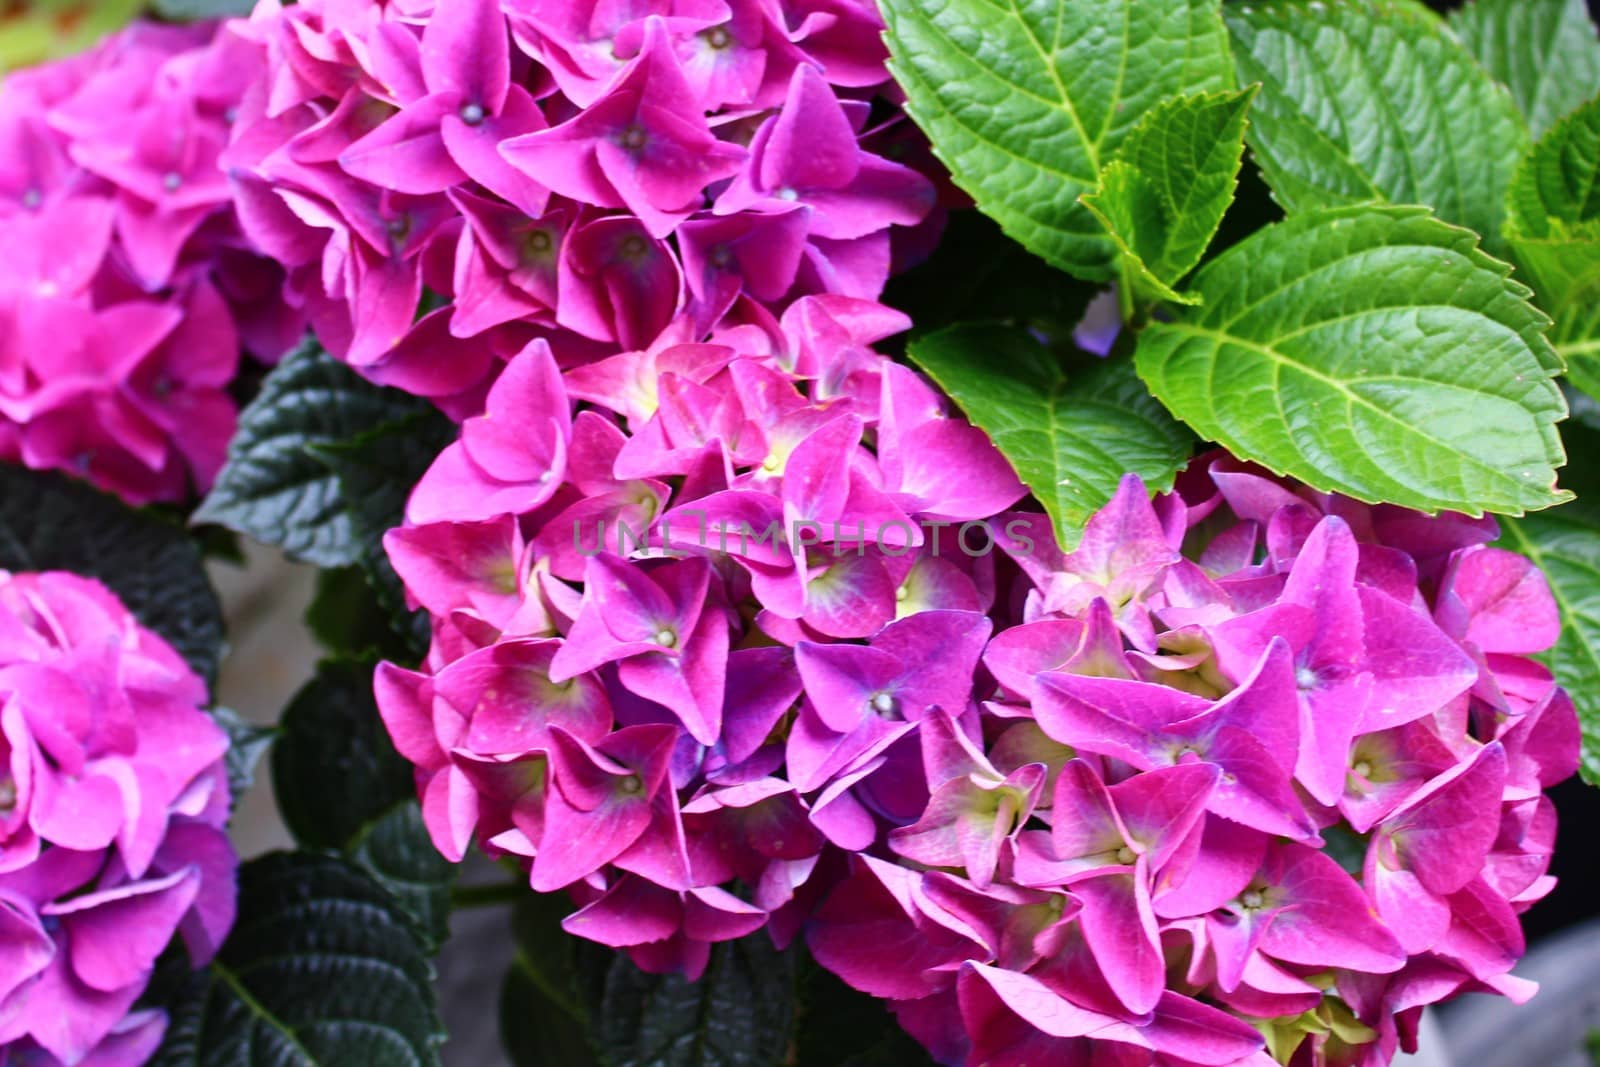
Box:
[149, 852, 445, 1067]
[0, 466, 224, 683]
[909, 325, 1195, 549]
[1228, 0, 1527, 252]
[194, 340, 435, 567]
[1451, 0, 1600, 138]
[210, 706, 275, 799]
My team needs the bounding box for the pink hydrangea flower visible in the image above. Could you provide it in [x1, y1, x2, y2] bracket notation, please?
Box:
[0, 21, 303, 504]
[223, 0, 941, 409]
[0, 570, 237, 1066]
[375, 275, 1580, 1064]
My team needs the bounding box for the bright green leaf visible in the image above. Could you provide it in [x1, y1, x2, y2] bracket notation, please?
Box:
[880, 0, 1234, 280]
[1451, 0, 1600, 138]
[908, 325, 1196, 550]
[594, 936, 796, 1067]
[0, 467, 224, 683]
[1082, 87, 1258, 310]
[1134, 204, 1569, 517]
[150, 852, 445, 1067]
[1228, 0, 1528, 251]
[194, 339, 437, 568]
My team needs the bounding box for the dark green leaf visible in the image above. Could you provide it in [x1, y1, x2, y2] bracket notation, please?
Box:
[210, 706, 276, 799]
[881, 0, 1234, 280]
[502, 893, 602, 1067]
[306, 565, 419, 662]
[908, 325, 1195, 549]
[271, 658, 415, 852]
[1134, 204, 1570, 517]
[1451, 0, 1600, 138]
[1228, 0, 1528, 252]
[794, 957, 938, 1067]
[149, 852, 445, 1067]
[347, 804, 456, 951]
[1081, 87, 1258, 310]
[194, 339, 435, 567]
[596, 936, 796, 1067]
[0, 466, 224, 682]
[880, 211, 1097, 342]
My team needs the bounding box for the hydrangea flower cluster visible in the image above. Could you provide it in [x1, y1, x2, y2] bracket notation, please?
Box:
[375, 294, 1579, 1065]
[0, 571, 236, 1066]
[0, 20, 303, 504]
[222, 0, 941, 415]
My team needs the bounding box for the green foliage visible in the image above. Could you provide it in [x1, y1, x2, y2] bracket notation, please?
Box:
[1452, 0, 1600, 138]
[210, 706, 276, 799]
[1082, 87, 1257, 312]
[880, 0, 1233, 280]
[0, 466, 224, 682]
[593, 937, 797, 1067]
[272, 659, 455, 949]
[1135, 204, 1569, 516]
[909, 325, 1195, 549]
[149, 853, 445, 1067]
[502, 892, 604, 1067]
[195, 340, 440, 568]
[1228, 0, 1527, 252]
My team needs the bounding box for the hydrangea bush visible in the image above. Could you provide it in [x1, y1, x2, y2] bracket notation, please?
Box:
[2, 0, 1600, 1065]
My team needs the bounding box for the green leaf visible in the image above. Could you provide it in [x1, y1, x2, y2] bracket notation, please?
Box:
[346, 804, 456, 951]
[1451, 0, 1600, 138]
[1134, 204, 1570, 517]
[1228, 0, 1528, 251]
[194, 339, 436, 567]
[502, 893, 603, 1067]
[150, 852, 445, 1067]
[1500, 416, 1600, 783]
[1081, 87, 1258, 310]
[880, 0, 1234, 280]
[794, 956, 939, 1067]
[271, 658, 454, 945]
[595, 936, 797, 1067]
[908, 325, 1196, 550]
[0, 466, 224, 683]
[210, 706, 276, 799]
[879, 210, 1097, 342]
[1503, 96, 1600, 393]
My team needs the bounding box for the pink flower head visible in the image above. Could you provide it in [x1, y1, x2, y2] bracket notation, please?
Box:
[225, 0, 942, 406]
[377, 274, 1576, 1067]
[0, 571, 237, 1065]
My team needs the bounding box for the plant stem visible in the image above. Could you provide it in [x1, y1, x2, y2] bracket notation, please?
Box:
[450, 880, 526, 909]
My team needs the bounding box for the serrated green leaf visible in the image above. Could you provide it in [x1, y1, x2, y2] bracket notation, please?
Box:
[880, 210, 1098, 342]
[1500, 416, 1600, 783]
[194, 339, 436, 567]
[271, 658, 453, 944]
[1135, 204, 1570, 517]
[1503, 96, 1600, 394]
[0, 466, 224, 683]
[595, 937, 796, 1067]
[908, 325, 1196, 550]
[881, 0, 1234, 280]
[1228, 0, 1528, 252]
[347, 804, 456, 951]
[149, 852, 445, 1067]
[210, 706, 276, 799]
[1451, 0, 1600, 138]
[272, 659, 416, 851]
[1081, 87, 1258, 310]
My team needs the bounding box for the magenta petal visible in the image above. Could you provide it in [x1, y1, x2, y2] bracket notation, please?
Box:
[1074, 867, 1165, 1014]
[51, 866, 199, 993]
